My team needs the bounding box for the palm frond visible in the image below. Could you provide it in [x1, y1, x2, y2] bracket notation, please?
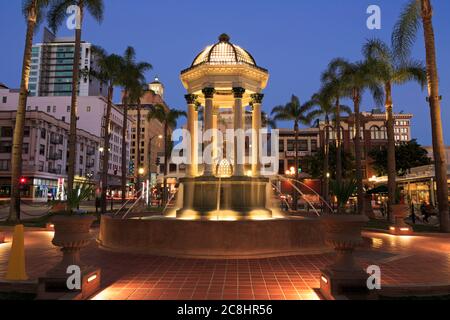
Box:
[85, 0, 104, 23]
[391, 0, 421, 63]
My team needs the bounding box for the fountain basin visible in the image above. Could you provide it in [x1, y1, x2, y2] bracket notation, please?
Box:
[176, 176, 272, 220]
[98, 215, 329, 259]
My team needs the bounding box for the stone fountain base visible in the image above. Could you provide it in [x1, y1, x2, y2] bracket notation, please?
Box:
[98, 215, 329, 259]
[176, 176, 272, 220]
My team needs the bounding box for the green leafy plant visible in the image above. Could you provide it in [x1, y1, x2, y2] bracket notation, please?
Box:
[331, 179, 357, 211]
[50, 184, 93, 215]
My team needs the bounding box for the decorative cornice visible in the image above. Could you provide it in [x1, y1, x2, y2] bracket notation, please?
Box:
[250, 93, 264, 105]
[202, 87, 216, 99]
[232, 87, 246, 98]
[185, 94, 198, 105]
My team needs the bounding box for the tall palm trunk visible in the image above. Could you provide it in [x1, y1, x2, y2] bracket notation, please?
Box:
[101, 85, 113, 214]
[163, 123, 169, 205]
[121, 95, 128, 204]
[293, 121, 299, 211]
[385, 82, 397, 222]
[67, 4, 84, 194]
[323, 115, 330, 210]
[9, 6, 37, 223]
[353, 89, 364, 214]
[335, 97, 343, 187]
[136, 101, 141, 197]
[421, 0, 450, 232]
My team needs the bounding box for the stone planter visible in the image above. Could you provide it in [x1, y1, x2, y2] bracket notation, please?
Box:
[390, 204, 412, 235]
[46, 215, 95, 278]
[320, 214, 369, 299]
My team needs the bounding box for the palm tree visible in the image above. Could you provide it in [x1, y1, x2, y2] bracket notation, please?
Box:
[147, 105, 186, 205]
[9, 0, 50, 223]
[271, 95, 315, 211]
[309, 89, 352, 208]
[129, 81, 147, 196]
[118, 46, 152, 203]
[321, 60, 351, 188]
[47, 0, 104, 195]
[332, 59, 384, 214]
[363, 38, 426, 221]
[392, 0, 449, 232]
[88, 46, 123, 214]
[262, 112, 277, 129]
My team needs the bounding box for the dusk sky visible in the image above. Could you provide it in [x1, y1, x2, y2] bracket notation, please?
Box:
[1, 0, 449, 146]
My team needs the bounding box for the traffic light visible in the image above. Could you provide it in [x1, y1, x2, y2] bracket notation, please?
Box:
[19, 177, 27, 191]
[129, 161, 135, 175]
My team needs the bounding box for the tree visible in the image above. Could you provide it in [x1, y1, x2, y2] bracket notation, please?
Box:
[88, 46, 123, 214]
[118, 46, 152, 203]
[331, 59, 384, 215]
[261, 112, 277, 129]
[147, 105, 186, 205]
[363, 38, 426, 217]
[9, 0, 50, 223]
[304, 144, 355, 181]
[369, 139, 432, 177]
[392, 0, 449, 232]
[47, 0, 104, 195]
[309, 90, 352, 206]
[321, 59, 352, 188]
[271, 95, 315, 211]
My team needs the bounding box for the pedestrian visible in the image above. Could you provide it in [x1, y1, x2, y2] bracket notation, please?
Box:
[421, 202, 430, 224]
[410, 202, 416, 225]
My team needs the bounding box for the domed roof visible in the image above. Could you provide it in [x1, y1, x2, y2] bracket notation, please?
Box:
[191, 34, 258, 67]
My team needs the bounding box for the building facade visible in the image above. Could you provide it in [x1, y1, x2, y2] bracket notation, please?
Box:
[0, 110, 100, 200]
[0, 85, 133, 196]
[318, 109, 413, 179]
[28, 28, 103, 97]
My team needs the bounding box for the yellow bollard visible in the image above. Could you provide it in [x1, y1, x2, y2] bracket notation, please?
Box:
[5, 224, 28, 281]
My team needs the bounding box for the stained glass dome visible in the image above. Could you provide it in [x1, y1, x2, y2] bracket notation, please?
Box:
[191, 34, 257, 67]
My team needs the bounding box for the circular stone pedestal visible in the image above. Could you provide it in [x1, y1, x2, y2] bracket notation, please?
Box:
[177, 176, 272, 220]
[98, 216, 329, 259]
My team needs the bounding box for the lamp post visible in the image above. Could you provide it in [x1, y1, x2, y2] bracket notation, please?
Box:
[148, 135, 163, 203]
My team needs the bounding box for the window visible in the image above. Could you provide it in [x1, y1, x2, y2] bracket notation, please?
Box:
[41, 129, 46, 139]
[67, 106, 70, 112]
[0, 127, 13, 137]
[311, 140, 318, 152]
[38, 161, 44, 172]
[24, 127, 30, 137]
[0, 142, 12, 153]
[0, 160, 9, 171]
[53, 106, 56, 113]
[22, 144, 29, 154]
[79, 156, 83, 165]
[2, 97, 6, 103]
[39, 144, 45, 156]
[278, 160, 285, 175]
[47, 106, 51, 112]
[287, 140, 295, 152]
[279, 140, 285, 152]
[27, 106, 31, 111]
[62, 116, 66, 122]
[86, 106, 91, 112]
[298, 140, 308, 152]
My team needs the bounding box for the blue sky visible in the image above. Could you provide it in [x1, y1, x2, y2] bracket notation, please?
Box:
[1, 0, 449, 146]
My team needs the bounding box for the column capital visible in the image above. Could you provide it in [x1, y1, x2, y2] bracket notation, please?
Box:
[185, 94, 198, 105]
[202, 87, 216, 99]
[232, 87, 246, 98]
[250, 93, 264, 105]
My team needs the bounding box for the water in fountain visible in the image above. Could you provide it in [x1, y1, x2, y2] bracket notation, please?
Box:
[271, 182, 292, 211]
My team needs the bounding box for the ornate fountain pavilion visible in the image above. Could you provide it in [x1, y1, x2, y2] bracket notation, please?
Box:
[176, 34, 272, 220]
[99, 34, 326, 259]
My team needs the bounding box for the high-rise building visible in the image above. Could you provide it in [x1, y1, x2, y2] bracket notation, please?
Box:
[29, 28, 103, 97]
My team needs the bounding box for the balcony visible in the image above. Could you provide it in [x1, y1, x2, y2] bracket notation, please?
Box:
[50, 134, 64, 145]
[48, 153, 63, 161]
[48, 168, 62, 175]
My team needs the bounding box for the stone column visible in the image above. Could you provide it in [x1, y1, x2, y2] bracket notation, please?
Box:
[185, 94, 198, 177]
[233, 87, 246, 176]
[212, 107, 218, 163]
[203, 88, 215, 176]
[251, 93, 264, 176]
